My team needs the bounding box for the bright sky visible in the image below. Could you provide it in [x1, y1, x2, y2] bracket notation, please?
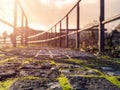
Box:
[0, 0, 120, 35]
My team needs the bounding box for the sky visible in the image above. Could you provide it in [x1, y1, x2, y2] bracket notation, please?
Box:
[0, 0, 120, 35]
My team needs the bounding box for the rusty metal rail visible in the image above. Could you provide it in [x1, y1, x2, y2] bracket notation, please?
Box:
[28, 13, 120, 44]
[27, 0, 120, 52]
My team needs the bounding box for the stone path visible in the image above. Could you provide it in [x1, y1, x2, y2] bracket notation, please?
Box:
[16, 47, 95, 59]
[0, 47, 120, 90]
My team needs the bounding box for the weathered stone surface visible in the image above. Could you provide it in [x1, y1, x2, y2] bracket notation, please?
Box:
[68, 76, 120, 90]
[0, 70, 16, 81]
[0, 47, 119, 90]
[19, 63, 59, 78]
[9, 79, 62, 90]
[104, 71, 120, 76]
[83, 69, 100, 75]
[101, 67, 114, 71]
[9, 47, 95, 59]
[41, 63, 52, 69]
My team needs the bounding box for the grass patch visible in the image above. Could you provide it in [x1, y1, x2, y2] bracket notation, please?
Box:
[58, 74, 72, 90]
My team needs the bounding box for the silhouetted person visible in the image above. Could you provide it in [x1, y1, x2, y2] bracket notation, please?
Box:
[2, 31, 8, 44]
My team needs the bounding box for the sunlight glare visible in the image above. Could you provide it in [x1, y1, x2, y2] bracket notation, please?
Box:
[54, 0, 75, 8]
[29, 23, 48, 31]
[84, 0, 97, 4]
[40, 0, 49, 4]
[0, 0, 14, 34]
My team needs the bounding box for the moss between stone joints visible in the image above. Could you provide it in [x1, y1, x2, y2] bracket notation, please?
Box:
[58, 74, 72, 90]
[112, 58, 120, 64]
[51, 59, 72, 90]
[67, 58, 86, 65]
[18, 76, 40, 80]
[0, 78, 16, 90]
[50, 60, 57, 66]
[0, 76, 47, 90]
[0, 56, 17, 63]
[69, 75, 103, 78]
[104, 76, 120, 88]
[97, 55, 111, 59]
[87, 67, 120, 88]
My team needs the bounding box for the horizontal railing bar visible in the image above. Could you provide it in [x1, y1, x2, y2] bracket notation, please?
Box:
[28, 14, 120, 40]
[0, 18, 14, 28]
[50, 0, 81, 29]
[102, 14, 120, 24]
[28, 25, 96, 44]
[28, 31, 46, 39]
[27, 0, 81, 39]
[28, 14, 120, 42]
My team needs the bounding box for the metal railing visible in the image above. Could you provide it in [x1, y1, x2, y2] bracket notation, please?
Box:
[0, 0, 28, 47]
[28, 0, 81, 48]
[0, 0, 120, 53]
[27, 0, 120, 52]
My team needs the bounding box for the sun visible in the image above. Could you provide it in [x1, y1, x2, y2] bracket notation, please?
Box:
[39, 0, 49, 4]
[84, 0, 97, 4]
[0, 0, 14, 35]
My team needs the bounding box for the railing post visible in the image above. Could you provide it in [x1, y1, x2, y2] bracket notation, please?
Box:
[21, 12, 24, 45]
[48, 31, 50, 46]
[54, 25, 57, 47]
[46, 32, 47, 46]
[66, 15, 68, 48]
[25, 19, 28, 46]
[13, 0, 17, 47]
[99, 0, 105, 53]
[51, 28, 53, 47]
[76, 2, 80, 48]
[60, 21, 62, 47]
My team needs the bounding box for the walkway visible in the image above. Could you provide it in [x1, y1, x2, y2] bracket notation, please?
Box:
[11, 47, 95, 59]
[0, 46, 120, 90]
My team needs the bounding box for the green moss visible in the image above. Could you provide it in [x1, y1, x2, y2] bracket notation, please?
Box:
[104, 76, 120, 88]
[0, 56, 17, 64]
[25, 58, 34, 62]
[19, 76, 40, 80]
[58, 74, 72, 90]
[68, 58, 86, 65]
[97, 55, 111, 59]
[23, 58, 34, 64]
[50, 60, 56, 66]
[87, 68, 120, 88]
[0, 79, 16, 90]
[112, 58, 120, 64]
